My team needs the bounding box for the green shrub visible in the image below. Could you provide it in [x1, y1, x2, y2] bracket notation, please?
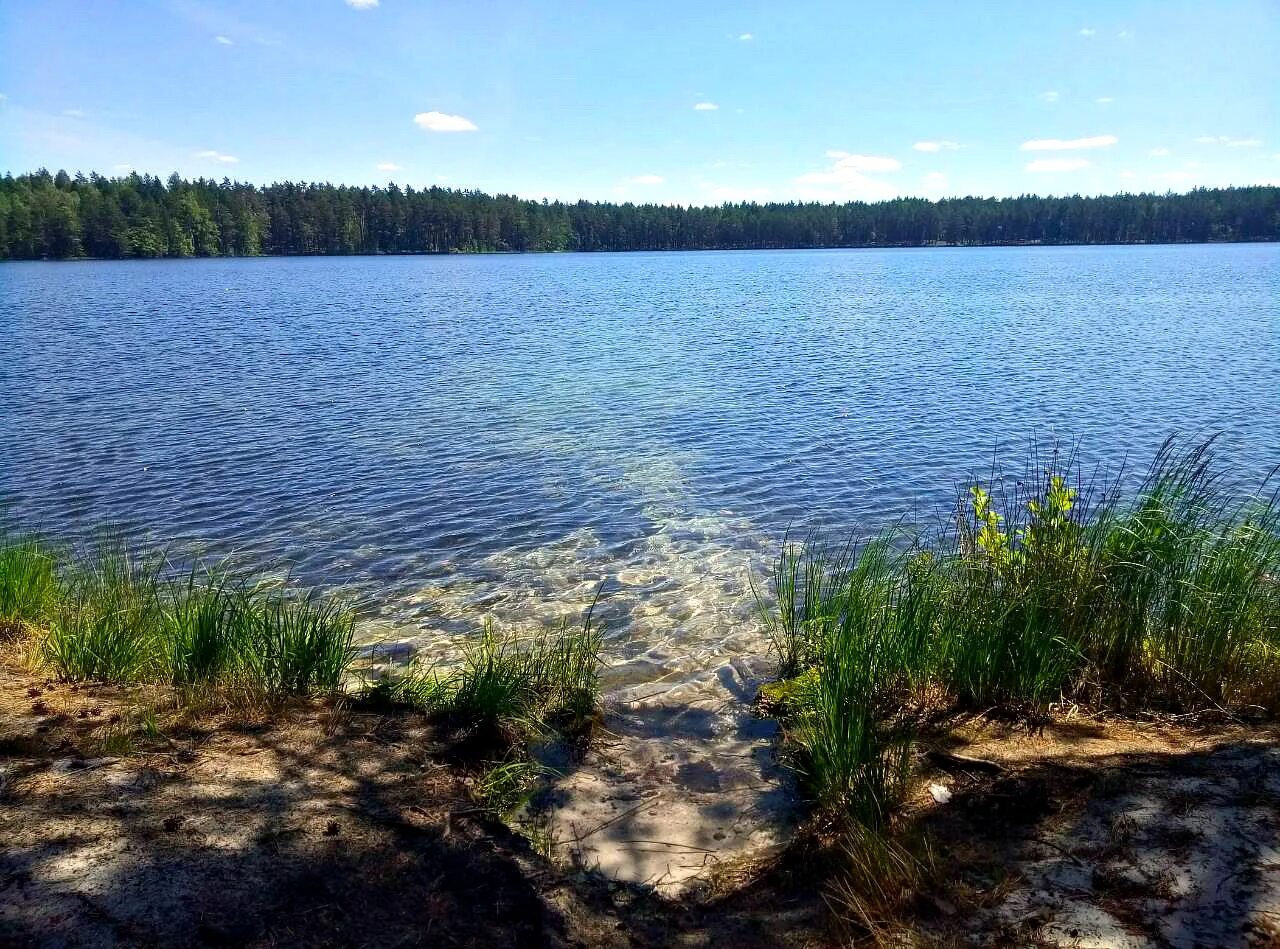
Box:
[763, 436, 1280, 825]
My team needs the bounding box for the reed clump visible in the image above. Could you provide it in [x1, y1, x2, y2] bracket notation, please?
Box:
[0, 532, 61, 638]
[361, 612, 603, 744]
[761, 436, 1280, 825]
[2, 532, 356, 698]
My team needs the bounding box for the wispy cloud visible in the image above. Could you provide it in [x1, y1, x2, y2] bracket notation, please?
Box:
[413, 111, 478, 132]
[1095, 96, 1113, 104]
[629, 174, 665, 185]
[1194, 135, 1262, 147]
[376, 162, 401, 172]
[1041, 90, 1060, 104]
[215, 35, 233, 45]
[825, 151, 901, 172]
[795, 151, 901, 200]
[113, 163, 132, 173]
[1021, 135, 1117, 151]
[1079, 27, 1096, 36]
[693, 102, 719, 111]
[738, 33, 753, 41]
[1150, 147, 1171, 157]
[195, 149, 239, 163]
[1025, 158, 1091, 173]
[62, 108, 87, 118]
[913, 140, 960, 153]
[345, 0, 378, 8]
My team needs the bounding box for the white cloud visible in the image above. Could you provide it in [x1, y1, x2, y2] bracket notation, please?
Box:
[0, 93, 7, 102]
[629, 174, 665, 185]
[376, 162, 401, 172]
[436, 175, 449, 183]
[795, 151, 901, 200]
[195, 149, 239, 163]
[113, 163, 132, 173]
[693, 102, 719, 111]
[1119, 170, 1136, 179]
[345, 0, 378, 8]
[63, 108, 87, 118]
[1041, 90, 1060, 103]
[1020, 135, 1117, 151]
[1118, 30, 1132, 38]
[738, 33, 753, 41]
[413, 110, 478, 132]
[913, 140, 960, 152]
[1095, 96, 1113, 104]
[824, 151, 901, 172]
[1195, 135, 1262, 147]
[1025, 158, 1091, 173]
[215, 35, 233, 45]
[1150, 147, 1170, 157]
[1156, 170, 1196, 186]
[1079, 27, 1096, 36]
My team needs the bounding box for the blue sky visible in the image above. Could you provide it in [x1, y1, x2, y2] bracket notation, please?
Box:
[2, 0, 1277, 204]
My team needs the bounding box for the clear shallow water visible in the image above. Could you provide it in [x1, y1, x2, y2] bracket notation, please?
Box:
[3, 245, 1279, 700]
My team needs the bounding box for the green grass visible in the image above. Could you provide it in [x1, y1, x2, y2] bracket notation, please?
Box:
[472, 758, 545, 815]
[0, 532, 62, 635]
[247, 585, 357, 696]
[2, 528, 356, 698]
[363, 611, 603, 744]
[44, 537, 167, 681]
[761, 436, 1280, 825]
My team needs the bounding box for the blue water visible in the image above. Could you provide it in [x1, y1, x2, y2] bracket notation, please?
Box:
[3, 244, 1278, 682]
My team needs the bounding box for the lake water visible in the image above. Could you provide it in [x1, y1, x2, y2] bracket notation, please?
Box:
[4, 244, 1279, 699]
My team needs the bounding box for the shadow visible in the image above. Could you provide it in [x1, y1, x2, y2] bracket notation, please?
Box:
[0, 669, 831, 948]
[909, 738, 1280, 946]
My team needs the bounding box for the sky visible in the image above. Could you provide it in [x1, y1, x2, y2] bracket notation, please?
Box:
[1, 0, 1278, 205]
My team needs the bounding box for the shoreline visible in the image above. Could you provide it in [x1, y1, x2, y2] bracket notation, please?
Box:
[4, 434, 1279, 943]
[3, 234, 1279, 264]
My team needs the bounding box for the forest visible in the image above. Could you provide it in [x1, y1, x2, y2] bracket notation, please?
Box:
[1, 169, 1277, 260]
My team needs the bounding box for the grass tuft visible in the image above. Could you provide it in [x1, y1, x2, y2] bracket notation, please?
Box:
[0, 531, 62, 637]
[3, 529, 357, 699]
[363, 609, 603, 745]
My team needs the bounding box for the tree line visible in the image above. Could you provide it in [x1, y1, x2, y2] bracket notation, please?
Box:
[1, 169, 1277, 260]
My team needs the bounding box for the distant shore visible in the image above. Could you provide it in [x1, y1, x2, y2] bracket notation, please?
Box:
[3, 171, 1276, 261]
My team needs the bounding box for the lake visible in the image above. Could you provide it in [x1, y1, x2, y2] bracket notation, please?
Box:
[3, 244, 1279, 700]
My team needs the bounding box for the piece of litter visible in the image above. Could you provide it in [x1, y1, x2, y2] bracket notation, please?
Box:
[53, 757, 119, 773]
[928, 783, 952, 804]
